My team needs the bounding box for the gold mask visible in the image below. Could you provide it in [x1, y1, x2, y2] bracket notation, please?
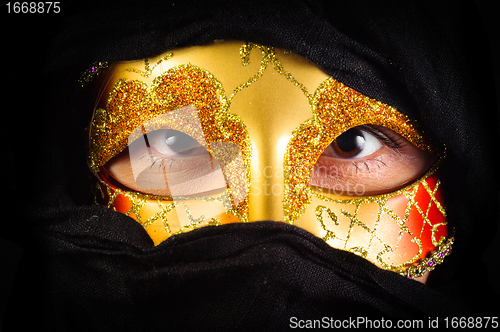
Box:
[87, 41, 452, 279]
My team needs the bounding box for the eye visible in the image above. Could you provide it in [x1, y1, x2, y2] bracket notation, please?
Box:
[309, 125, 436, 196]
[102, 129, 228, 197]
[147, 129, 206, 157]
[323, 127, 382, 159]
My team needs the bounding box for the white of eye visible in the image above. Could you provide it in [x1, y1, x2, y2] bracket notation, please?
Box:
[326, 128, 383, 159]
[353, 131, 383, 158]
[147, 129, 202, 156]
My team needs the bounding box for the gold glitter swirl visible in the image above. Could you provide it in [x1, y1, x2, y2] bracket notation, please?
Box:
[299, 163, 450, 277]
[233, 43, 314, 105]
[125, 53, 174, 78]
[95, 175, 236, 244]
[78, 61, 110, 88]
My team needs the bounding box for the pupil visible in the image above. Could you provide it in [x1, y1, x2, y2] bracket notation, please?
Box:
[336, 128, 365, 153]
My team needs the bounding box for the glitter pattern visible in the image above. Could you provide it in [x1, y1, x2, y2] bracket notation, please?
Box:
[125, 53, 173, 78]
[87, 42, 452, 278]
[78, 61, 110, 88]
[95, 173, 238, 245]
[304, 164, 450, 277]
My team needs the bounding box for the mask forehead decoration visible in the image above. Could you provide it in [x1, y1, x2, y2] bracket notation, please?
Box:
[86, 41, 452, 279]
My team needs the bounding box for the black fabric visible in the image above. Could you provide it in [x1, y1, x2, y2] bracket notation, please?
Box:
[6, 213, 477, 332]
[4, 0, 500, 330]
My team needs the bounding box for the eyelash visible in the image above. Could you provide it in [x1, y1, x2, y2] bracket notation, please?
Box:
[359, 125, 406, 150]
[349, 125, 406, 173]
[136, 133, 187, 171]
[138, 151, 182, 171]
[138, 150, 218, 174]
[351, 157, 386, 174]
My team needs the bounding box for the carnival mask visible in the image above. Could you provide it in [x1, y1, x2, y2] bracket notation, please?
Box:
[84, 41, 452, 279]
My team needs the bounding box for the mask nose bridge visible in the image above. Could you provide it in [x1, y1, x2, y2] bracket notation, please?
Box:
[232, 83, 313, 223]
[224, 49, 328, 222]
[247, 130, 288, 222]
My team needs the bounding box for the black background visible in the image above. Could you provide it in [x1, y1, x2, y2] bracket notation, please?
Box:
[1, 0, 499, 329]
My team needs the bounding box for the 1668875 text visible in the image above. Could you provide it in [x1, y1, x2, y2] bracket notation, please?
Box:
[5, 2, 60, 13]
